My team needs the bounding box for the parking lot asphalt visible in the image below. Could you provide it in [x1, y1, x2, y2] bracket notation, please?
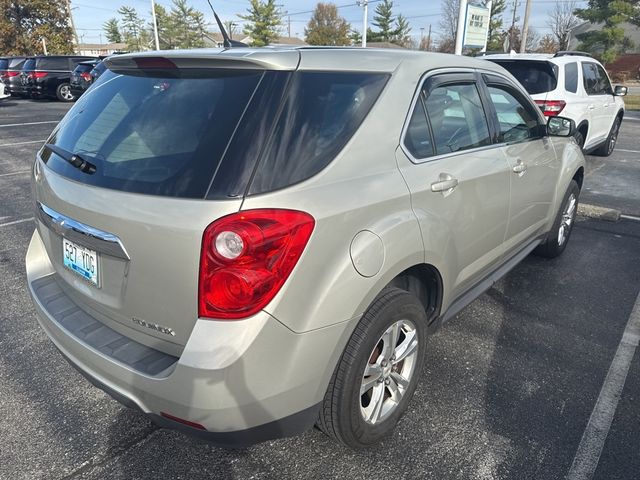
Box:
[1, 99, 639, 480]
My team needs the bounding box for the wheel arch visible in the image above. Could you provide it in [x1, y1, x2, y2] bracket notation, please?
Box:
[386, 263, 444, 324]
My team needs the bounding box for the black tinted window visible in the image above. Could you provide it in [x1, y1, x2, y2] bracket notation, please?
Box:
[73, 64, 94, 73]
[404, 99, 434, 159]
[37, 57, 69, 70]
[582, 63, 599, 94]
[491, 60, 558, 95]
[488, 85, 541, 143]
[564, 62, 578, 93]
[8, 58, 25, 69]
[249, 72, 388, 195]
[23, 59, 35, 70]
[0, 59, 8, 70]
[41, 69, 263, 198]
[424, 83, 491, 155]
[595, 64, 613, 94]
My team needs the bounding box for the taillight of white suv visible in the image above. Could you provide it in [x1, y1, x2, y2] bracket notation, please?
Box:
[535, 100, 566, 116]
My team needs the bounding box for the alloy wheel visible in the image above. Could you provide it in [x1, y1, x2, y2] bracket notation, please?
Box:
[360, 319, 419, 424]
[558, 194, 576, 246]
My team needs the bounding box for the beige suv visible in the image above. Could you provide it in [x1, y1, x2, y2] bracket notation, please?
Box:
[26, 47, 585, 448]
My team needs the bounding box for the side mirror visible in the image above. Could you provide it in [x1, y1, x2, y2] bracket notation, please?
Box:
[614, 85, 628, 96]
[547, 116, 575, 137]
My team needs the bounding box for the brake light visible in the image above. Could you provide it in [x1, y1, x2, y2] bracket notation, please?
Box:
[80, 72, 91, 82]
[134, 57, 177, 69]
[198, 209, 315, 319]
[535, 100, 566, 116]
[33, 72, 48, 79]
[5, 71, 19, 77]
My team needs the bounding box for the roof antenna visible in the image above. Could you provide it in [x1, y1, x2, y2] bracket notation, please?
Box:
[206, 0, 247, 48]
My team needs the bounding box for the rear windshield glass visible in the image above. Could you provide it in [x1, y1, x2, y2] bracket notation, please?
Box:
[9, 58, 25, 69]
[248, 71, 388, 195]
[37, 57, 70, 70]
[23, 59, 36, 70]
[41, 68, 263, 198]
[0, 59, 8, 70]
[73, 63, 94, 73]
[490, 60, 558, 95]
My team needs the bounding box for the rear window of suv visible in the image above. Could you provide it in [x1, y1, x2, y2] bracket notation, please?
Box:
[9, 58, 26, 69]
[22, 58, 36, 71]
[489, 60, 558, 95]
[41, 67, 388, 199]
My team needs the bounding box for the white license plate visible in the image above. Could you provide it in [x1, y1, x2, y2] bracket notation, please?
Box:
[63, 238, 99, 286]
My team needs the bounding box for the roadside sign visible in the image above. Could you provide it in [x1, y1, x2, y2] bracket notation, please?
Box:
[463, 4, 491, 48]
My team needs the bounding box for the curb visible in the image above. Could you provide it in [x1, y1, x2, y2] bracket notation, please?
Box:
[578, 203, 621, 222]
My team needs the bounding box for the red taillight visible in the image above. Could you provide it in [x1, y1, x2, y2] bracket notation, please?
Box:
[198, 209, 315, 319]
[33, 71, 47, 79]
[80, 72, 91, 82]
[535, 100, 566, 116]
[6, 71, 19, 77]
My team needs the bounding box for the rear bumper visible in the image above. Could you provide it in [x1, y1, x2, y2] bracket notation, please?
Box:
[26, 229, 355, 446]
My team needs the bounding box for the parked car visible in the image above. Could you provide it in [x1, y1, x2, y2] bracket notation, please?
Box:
[0, 80, 9, 100]
[2, 56, 28, 97]
[20, 55, 97, 101]
[70, 59, 101, 98]
[484, 52, 627, 156]
[90, 59, 107, 83]
[26, 48, 585, 448]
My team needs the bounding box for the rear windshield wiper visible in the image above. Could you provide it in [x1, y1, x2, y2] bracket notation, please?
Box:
[44, 144, 97, 174]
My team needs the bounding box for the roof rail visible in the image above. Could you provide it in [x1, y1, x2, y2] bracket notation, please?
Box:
[554, 51, 592, 58]
[474, 51, 505, 57]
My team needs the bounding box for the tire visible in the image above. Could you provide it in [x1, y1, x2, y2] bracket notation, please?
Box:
[574, 129, 585, 150]
[594, 117, 621, 157]
[56, 83, 75, 102]
[534, 180, 580, 258]
[317, 287, 427, 448]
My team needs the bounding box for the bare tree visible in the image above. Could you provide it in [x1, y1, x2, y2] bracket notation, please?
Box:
[439, 0, 459, 43]
[548, 0, 580, 51]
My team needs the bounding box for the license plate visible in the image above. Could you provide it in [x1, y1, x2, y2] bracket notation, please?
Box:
[63, 238, 99, 286]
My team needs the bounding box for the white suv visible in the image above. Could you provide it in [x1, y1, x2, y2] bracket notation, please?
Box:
[485, 52, 627, 156]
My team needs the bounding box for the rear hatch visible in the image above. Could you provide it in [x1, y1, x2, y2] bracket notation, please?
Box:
[18, 57, 35, 92]
[70, 62, 95, 88]
[32, 54, 295, 353]
[488, 59, 558, 103]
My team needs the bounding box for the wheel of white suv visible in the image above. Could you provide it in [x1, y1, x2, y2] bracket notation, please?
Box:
[56, 83, 75, 102]
[594, 117, 621, 157]
[535, 180, 580, 258]
[317, 287, 427, 448]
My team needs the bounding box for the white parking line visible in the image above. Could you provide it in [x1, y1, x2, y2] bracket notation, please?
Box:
[615, 149, 640, 154]
[0, 121, 59, 128]
[0, 217, 34, 228]
[0, 170, 30, 177]
[566, 290, 640, 480]
[0, 140, 45, 147]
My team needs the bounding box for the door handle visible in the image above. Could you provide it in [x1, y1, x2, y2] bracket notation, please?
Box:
[512, 160, 527, 175]
[431, 173, 459, 194]
[588, 105, 596, 110]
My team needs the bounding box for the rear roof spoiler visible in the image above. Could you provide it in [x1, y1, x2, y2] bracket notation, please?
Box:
[554, 51, 592, 58]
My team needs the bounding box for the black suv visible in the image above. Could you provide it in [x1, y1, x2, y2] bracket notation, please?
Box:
[70, 59, 101, 98]
[1, 56, 27, 97]
[21, 55, 97, 101]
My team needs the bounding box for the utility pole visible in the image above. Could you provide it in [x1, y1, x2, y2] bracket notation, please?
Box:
[42, 38, 48, 55]
[427, 24, 432, 50]
[65, 0, 80, 49]
[454, 0, 468, 55]
[520, 0, 532, 53]
[150, 0, 160, 50]
[288, 15, 291, 38]
[509, 0, 519, 52]
[481, 0, 492, 52]
[358, 0, 368, 48]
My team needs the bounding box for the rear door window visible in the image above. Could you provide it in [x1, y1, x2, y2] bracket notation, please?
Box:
[490, 60, 558, 95]
[22, 58, 36, 71]
[564, 62, 578, 93]
[424, 83, 491, 155]
[9, 58, 25, 69]
[41, 69, 264, 198]
[37, 57, 68, 70]
[404, 99, 434, 159]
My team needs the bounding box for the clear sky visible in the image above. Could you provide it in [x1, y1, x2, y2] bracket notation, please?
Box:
[71, 0, 587, 44]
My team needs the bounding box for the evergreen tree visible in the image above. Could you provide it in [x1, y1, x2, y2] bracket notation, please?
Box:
[392, 13, 411, 47]
[239, 0, 282, 47]
[486, 0, 506, 51]
[574, 0, 639, 62]
[305, 3, 351, 46]
[370, 0, 395, 42]
[0, 0, 73, 55]
[118, 6, 145, 51]
[103, 18, 122, 43]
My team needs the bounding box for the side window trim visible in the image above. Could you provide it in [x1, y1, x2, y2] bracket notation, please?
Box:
[400, 71, 499, 164]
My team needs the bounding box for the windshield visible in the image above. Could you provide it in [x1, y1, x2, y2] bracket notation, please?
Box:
[489, 60, 558, 95]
